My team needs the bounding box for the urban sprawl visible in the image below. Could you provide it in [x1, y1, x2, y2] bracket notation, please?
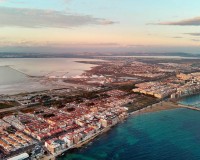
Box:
[1, 57, 200, 160]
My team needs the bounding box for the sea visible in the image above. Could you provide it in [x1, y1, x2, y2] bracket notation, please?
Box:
[58, 94, 200, 160]
[2, 58, 200, 160]
[0, 58, 99, 95]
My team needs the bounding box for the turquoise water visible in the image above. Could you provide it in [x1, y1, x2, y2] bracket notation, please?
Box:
[179, 94, 200, 107]
[59, 105, 200, 160]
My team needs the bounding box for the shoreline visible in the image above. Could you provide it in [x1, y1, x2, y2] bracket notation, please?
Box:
[131, 91, 200, 116]
[4, 93, 200, 159]
[5, 96, 198, 160]
[41, 123, 120, 160]
[130, 101, 182, 115]
[174, 90, 200, 102]
[54, 101, 183, 160]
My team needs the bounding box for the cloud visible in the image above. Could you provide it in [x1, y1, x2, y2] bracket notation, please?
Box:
[0, 39, 122, 48]
[154, 17, 200, 26]
[185, 33, 200, 36]
[99, 20, 117, 25]
[172, 36, 183, 39]
[126, 44, 145, 47]
[85, 43, 120, 46]
[0, 7, 116, 28]
[191, 39, 200, 42]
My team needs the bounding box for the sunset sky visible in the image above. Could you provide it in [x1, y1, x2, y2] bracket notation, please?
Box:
[0, 0, 200, 54]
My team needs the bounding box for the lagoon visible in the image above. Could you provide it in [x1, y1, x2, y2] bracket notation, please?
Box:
[0, 58, 98, 95]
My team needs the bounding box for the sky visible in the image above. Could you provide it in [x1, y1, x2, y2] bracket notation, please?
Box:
[0, 0, 200, 54]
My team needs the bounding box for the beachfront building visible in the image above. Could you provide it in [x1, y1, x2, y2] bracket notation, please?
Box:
[45, 139, 65, 154]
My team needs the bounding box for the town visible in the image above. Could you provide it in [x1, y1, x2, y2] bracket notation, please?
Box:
[0, 89, 135, 160]
[1, 57, 200, 160]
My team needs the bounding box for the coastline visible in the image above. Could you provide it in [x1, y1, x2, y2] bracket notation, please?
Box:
[131, 90, 200, 116]
[4, 92, 200, 160]
[5, 94, 199, 160]
[130, 101, 182, 115]
[42, 123, 120, 160]
[174, 90, 200, 102]
[2, 57, 200, 159]
[54, 101, 182, 160]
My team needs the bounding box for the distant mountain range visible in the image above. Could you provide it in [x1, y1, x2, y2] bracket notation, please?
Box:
[0, 52, 199, 58]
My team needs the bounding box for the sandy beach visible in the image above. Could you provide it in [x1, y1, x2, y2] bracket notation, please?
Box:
[131, 101, 182, 115]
